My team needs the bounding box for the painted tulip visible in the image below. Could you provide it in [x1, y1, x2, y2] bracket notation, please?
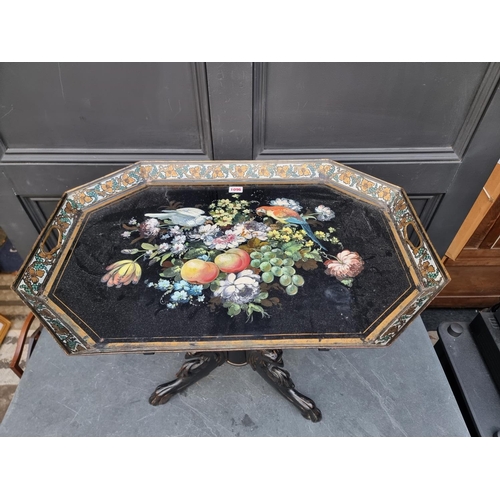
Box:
[101, 260, 142, 288]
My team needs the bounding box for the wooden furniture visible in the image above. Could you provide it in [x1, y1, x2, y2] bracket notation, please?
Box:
[10, 312, 42, 378]
[433, 162, 500, 307]
[0, 313, 11, 348]
[11, 160, 449, 421]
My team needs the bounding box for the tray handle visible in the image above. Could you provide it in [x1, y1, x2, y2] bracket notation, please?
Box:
[39, 225, 63, 258]
[403, 220, 423, 254]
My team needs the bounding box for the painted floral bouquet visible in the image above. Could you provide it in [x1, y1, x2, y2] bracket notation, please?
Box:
[101, 195, 364, 320]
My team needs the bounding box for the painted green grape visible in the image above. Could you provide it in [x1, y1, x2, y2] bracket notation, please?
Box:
[292, 275, 305, 286]
[260, 262, 272, 272]
[270, 257, 283, 266]
[263, 251, 274, 259]
[286, 284, 298, 295]
[283, 266, 296, 276]
[271, 266, 283, 277]
[250, 259, 261, 268]
[250, 251, 262, 259]
[262, 272, 274, 283]
[279, 275, 292, 286]
[261, 245, 271, 252]
[282, 258, 294, 266]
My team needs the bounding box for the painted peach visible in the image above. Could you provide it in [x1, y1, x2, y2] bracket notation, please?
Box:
[180, 259, 219, 285]
[214, 249, 251, 273]
[226, 248, 251, 268]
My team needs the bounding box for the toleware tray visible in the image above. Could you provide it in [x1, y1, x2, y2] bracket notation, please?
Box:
[13, 160, 449, 354]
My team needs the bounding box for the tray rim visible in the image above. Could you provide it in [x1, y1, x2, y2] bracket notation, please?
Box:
[12, 158, 450, 354]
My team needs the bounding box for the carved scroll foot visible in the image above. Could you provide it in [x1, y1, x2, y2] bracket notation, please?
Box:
[149, 351, 227, 406]
[248, 349, 322, 422]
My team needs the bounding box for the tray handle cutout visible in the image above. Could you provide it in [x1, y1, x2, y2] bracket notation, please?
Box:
[39, 226, 63, 258]
[403, 221, 422, 253]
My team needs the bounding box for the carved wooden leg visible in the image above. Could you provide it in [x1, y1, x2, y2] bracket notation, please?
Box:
[149, 351, 227, 406]
[248, 349, 322, 422]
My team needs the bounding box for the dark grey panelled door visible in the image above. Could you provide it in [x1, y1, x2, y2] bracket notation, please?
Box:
[2, 62, 500, 258]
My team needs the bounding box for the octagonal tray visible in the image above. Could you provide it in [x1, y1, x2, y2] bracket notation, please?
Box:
[13, 160, 449, 354]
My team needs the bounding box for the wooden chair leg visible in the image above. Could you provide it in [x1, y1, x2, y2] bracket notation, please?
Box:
[10, 313, 40, 378]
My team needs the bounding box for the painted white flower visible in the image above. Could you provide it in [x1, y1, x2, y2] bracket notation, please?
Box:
[121, 231, 131, 238]
[315, 205, 335, 221]
[213, 270, 261, 304]
[270, 198, 302, 212]
[232, 221, 270, 241]
[209, 230, 246, 250]
[158, 243, 170, 253]
[170, 242, 186, 255]
[139, 218, 160, 237]
[169, 225, 183, 236]
[128, 218, 137, 225]
[188, 224, 221, 242]
[172, 234, 186, 244]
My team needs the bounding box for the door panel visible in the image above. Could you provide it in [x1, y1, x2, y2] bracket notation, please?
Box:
[255, 62, 488, 153]
[0, 62, 212, 155]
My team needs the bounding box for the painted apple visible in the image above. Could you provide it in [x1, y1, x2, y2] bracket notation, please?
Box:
[214, 248, 251, 273]
[180, 259, 220, 284]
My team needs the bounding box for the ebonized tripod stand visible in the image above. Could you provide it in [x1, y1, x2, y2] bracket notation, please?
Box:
[149, 350, 322, 422]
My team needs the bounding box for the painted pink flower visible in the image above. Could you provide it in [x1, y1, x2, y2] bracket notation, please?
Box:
[324, 250, 364, 280]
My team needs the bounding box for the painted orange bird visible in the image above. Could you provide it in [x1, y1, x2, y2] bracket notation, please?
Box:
[256, 205, 327, 250]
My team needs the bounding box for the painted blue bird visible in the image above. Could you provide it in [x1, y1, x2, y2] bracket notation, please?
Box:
[256, 205, 327, 251]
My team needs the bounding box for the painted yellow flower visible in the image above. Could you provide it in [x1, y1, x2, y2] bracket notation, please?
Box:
[360, 179, 375, 192]
[75, 191, 93, 205]
[420, 261, 436, 274]
[318, 164, 333, 176]
[394, 198, 407, 212]
[305, 240, 314, 247]
[139, 165, 153, 179]
[29, 267, 45, 283]
[295, 165, 311, 176]
[257, 165, 272, 177]
[314, 231, 326, 239]
[276, 165, 289, 177]
[339, 170, 353, 184]
[164, 165, 178, 178]
[377, 186, 392, 201]
[121, 174, 135, 186]
[101, 260, 142, 288]
[211, 166, 226, 179]
[189, 166, 202, 179]
[101, 180, 115, 193]
[234, 165, 248, 177]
